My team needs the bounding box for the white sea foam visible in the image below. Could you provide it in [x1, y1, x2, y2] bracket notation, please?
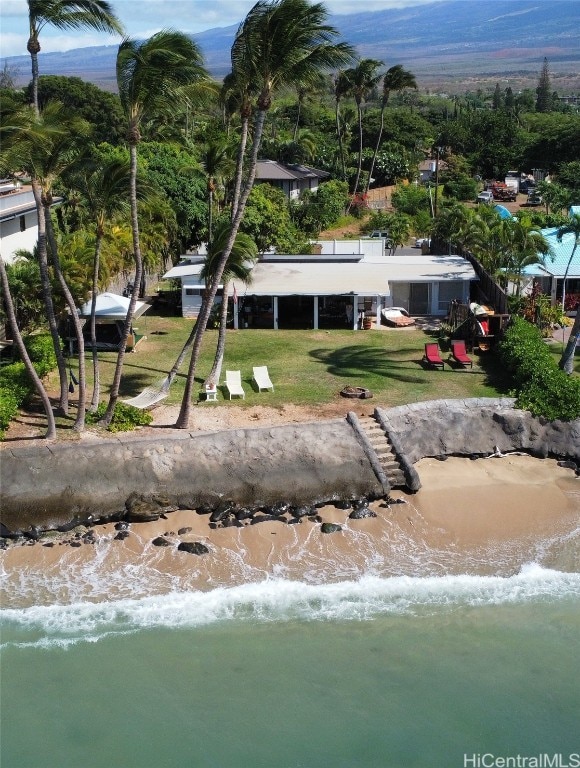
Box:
[2, 565, 579, 650]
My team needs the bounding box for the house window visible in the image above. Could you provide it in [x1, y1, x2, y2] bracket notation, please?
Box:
[438, 281, 464, 312]
[185, 288, 201, 296]
[19, 215, 26, 232]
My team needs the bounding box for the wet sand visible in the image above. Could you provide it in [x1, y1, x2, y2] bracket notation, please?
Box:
[1, 456, 578, 608]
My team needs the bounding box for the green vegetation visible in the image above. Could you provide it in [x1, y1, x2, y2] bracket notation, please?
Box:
[0, 334, 56, 439]
[85, 401, 152, 432]
[498, 317, 580, 421]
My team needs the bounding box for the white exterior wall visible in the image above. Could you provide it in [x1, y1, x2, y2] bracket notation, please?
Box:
[0, 213, 39, 264]
[314, 239, 384, 260]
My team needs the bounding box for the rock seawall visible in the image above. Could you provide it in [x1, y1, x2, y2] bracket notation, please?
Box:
[377, 398, 579, 463]
[1, 419, 384, 535]
[1, 399, 577, 536]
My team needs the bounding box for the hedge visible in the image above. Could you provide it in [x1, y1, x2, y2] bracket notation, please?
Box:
[498, 317, 580, 421]
[0, 334, 57, 439]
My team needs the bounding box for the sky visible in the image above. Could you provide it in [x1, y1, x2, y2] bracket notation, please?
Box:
[0, 0, 438, 59]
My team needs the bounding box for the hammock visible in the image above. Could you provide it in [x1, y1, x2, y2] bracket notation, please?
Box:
[122, 379, 170, 410]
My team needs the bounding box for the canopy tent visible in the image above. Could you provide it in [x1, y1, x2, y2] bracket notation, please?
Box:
[79, 292, 150, 320]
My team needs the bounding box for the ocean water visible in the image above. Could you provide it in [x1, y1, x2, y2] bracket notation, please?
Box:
[2, 567, 580, 768]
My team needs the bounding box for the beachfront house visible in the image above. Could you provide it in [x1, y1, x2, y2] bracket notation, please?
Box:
[163, 240, 476, 329]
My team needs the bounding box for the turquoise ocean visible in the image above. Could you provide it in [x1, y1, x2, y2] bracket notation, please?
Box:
[2, 504, 580, 767]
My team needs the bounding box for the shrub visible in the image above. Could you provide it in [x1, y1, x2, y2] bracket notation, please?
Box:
[24, 334, 57, 377]
[498, 316, 580, 421]
[86, 402, 152, 432]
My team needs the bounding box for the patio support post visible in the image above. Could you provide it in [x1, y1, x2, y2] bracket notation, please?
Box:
[233, 298, 239, 330]
[313, 297, 319, 330]
[273, 297, 279, 330]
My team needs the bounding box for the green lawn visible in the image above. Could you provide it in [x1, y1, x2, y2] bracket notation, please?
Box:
[75, 315, 515, 411]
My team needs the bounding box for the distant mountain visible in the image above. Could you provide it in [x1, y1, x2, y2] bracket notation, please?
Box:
[3, 0, 579, 92]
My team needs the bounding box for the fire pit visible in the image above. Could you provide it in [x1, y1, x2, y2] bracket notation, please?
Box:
[340, 386, 373, 399]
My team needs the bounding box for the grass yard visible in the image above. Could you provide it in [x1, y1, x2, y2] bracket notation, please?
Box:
[72, 314, 514, 411]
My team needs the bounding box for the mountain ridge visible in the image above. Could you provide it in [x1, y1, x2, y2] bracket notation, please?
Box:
[3, 0, 579, 93]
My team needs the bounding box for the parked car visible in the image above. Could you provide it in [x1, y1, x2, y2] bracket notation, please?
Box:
[526, 191, 543, 206]
[414, 237, 431, 249]
[367, 230, 390, 239]
[477, 190, 493, 204]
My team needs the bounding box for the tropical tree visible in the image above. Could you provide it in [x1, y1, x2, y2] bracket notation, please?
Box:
[73, 157, 131, 409]
[99, 30, 209, 427]
[366, 64, 416, 194]
[499, 218, 551, 296]
[26, 0, 122, 113]
[199, 139, 235, 246]
[1, 102, 91, 425]
[341, 58, 383, 201]
[175, 0, 354, 429]
[3, 254, 44, 335]
[202, 223, 258, 391]
[556, 214, 580, 373]
[0, 255, 56, 439]
[333, 69, 352, 180]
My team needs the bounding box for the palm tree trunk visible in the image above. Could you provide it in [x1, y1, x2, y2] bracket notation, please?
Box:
[0, 256, 56, 439]
[176, 108, 268, 429]
[366, 105, 385, 195]
[559, 302, 580, 374]
[335, 100, 346, 181]
[44, 205, 87, 431]
[31, 179, 69, 415]
[293, 99, 302, 141]
[89, 234, 103, 411]
[204, 281, 229, 390]
[100, 142, 143, 426]
[231, 114, 249, 220]
[351, 103, 364, 200]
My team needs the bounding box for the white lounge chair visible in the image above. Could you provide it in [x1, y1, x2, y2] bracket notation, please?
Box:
[225, 370, 245, 399]
[252, 366, 274, 392]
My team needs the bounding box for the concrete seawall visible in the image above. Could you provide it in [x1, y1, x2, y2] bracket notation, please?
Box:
[1, 399, 578, 536]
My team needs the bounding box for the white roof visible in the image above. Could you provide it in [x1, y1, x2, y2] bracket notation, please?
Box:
[79, 292, 149, 319]
[166, 254, 476, 297]
[232, 261, 390, 297]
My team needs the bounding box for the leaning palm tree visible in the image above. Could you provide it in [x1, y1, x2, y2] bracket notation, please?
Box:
[201, 223, 258, 392]
[199, 140, 236, 246]
[0, 255, 56, 439]
[1, 102, 91, 426]
[556, 213, 580, 373]
[99, 31, 209, 427]
[333, 69, 352, 181]
[341, 58, 383, 201]
[175, 0, 355, 429]
[27, 0, 123, 114]
[366, 64, 417, 194]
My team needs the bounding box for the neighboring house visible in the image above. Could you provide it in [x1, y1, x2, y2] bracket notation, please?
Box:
[164, 241, 476, 328]
[0, 183, 40, 264]
[523, 222, 580, 307]
[418, 159, 448, 183]
[255, 160, 330, 200]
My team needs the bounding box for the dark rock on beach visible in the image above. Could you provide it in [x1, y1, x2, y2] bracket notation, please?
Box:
[334, 499, 352, 510]
[152, 536, 172, 547]
[177, 541, 209, 555]
[126, 493, 176, 523]
[308, 515, 323, 523]
[210, 501, 236, 523]
[178, 527, 192, 535]
[114, 530, 130, 541]
[114, 521, 129, 531]
[321, 522, 342, 533]
[349, 506, 377, 519]
[557, 460, 577, 471]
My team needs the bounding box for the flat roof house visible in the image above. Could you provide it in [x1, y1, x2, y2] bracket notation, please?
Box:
[164, 241, 476, 329]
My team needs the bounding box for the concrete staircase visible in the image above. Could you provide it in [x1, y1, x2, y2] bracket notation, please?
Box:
[357, 414, 407, 489]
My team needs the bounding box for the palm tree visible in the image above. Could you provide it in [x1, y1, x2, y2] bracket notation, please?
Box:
[199, 140, 235, 246]
[175, 0, 355, 429]
[27, 0, 122, 114]
[366, 64, 417, 194]
[74, 158, 131, 409]
[498, 218, 551, 296]
[1, 102, 91, 425]
[0, 255, 56, 439]
[99, 30, 209, 427]
[333, 70, 352, 181]
[202, 224, 258, 391]
[341, 58, 383, 201]
[556, 213, 580, 373]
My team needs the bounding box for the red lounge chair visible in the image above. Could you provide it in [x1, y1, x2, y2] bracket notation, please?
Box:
[450, 339, 473, 368]
[423, 342, 444, 370]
